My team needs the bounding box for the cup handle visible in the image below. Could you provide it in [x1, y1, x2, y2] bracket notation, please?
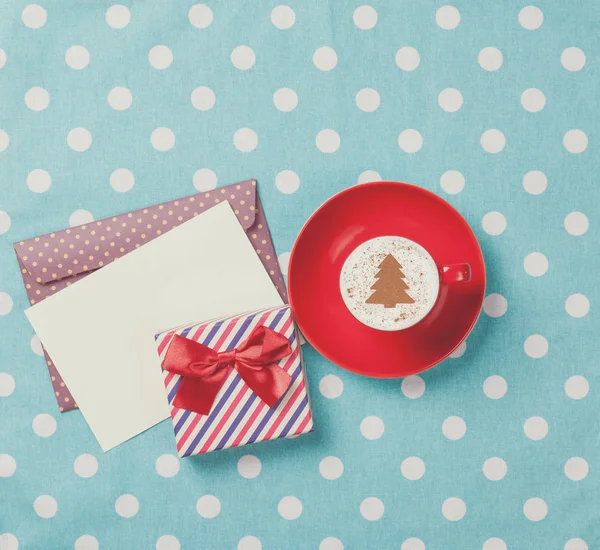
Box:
[439, 263, 471, 284]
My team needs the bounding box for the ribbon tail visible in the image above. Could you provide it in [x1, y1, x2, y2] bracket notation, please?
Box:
[173, 370, 229, 416]
[237, 362, 293, 407]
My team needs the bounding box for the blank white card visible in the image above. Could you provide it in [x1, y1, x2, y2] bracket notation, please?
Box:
[26, 202, 283, 451]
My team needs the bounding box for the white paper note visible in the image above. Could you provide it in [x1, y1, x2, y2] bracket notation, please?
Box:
[26, 202, 283, 451]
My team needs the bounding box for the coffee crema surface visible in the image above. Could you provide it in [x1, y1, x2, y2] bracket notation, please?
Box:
[339, 236, 440, 331]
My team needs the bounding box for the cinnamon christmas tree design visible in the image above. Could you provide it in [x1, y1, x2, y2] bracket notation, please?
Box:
[365, 254, 415, 308]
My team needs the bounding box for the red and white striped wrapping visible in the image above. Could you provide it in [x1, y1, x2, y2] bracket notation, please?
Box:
[155, 305, 314, 457]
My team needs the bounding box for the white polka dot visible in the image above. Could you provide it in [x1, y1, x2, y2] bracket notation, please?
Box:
[0, 534, 18, 550]
[32, 413, 56, 437]
[483, 457, 507, 481]
[564, 457, 588, 481]
[353, 5, 378, 30]
[67, 128, 92, 152]
[0, 130, 9, 152]
[75, 535, 99, 550]
[523, 497, 547, 521]
[355, 88, 380, 112]
[24, 87, 49, 111]
[0, 293, 13, 317]
[156, 535, 180, 550]
[316, 129, 340, 153]
[478, 47, 503, 71]
[108, 86, 132, 111]
[524, 416, 548, 440]
[395, 47, 420, 71]
[115, 494, 139, 518]
[148, 46, 173, 70]
[188, 4, 213, 28]
[193, 168, 218, 191]
[320, 538, 343, 550]
[191, 86, 215, 111]
[319, 374, 343, 399]
[564, 212, 588, 236]
[483, 538, 507, 550]
[151, 127, 175, 151]
[358, 170, 381, 184]
[106, 5, 130, 28]
[565, 294, 589, 318]
[69, 209, 94, 227]
[109, 168, 135, 193]
[524, 334, 548, 358]
[360, 416, 384, 440]
[231, 46, 255, 70]
[436, 5, 460, 30]
[521, 88, 546, 112]
[398, 129, 423, 153]
[0, 454, 16, 477]
[481, 129, 505, 153]
[278, 251, 291, 276]
[523, 252, 548, 277]
[237, 455, 261, 479]
[271, 5, 295, 29]
[565, 375, 589, 400]
[482, 212, 507, 236]
[440, 170, 465, 194]
[238, 536, 262, 550]
[565, 539, 588, 550]
[34, 495, 57, 518]
[483, 294, 507, 317]
[442, 497, 466, 521]
[360, 497, 384, 521]
[562, 47, 586, 72]
[26, 169, 51, 193]
[0, 211, 9, 234]
[401, 457, 425, 480]
[155, 454, 180, 478]
[438, 88, 463, 112]
[563, 130, 588, 154]
[449, 340, 467, 358]
[278, 496, 302, 520]
[319, 456, 344, 480]
[0, 373, 15, 396]
[196, 495, 220, 518]
[519, 6, 543, 30]
[442, 416, 466, 440]
[22, 4, 47, 28]
[0, 49, 5, 69]
[275, 170, 300, 194]
[313, 47, 338, 71]
[74, 454, 98, 478]
[483, 375, 507, 400]
[65, 46, 90, 70]
[522, 170, 547, 195]
[401, 375, 425, 399]
[401, 539, 426, 550]
[273, 88, 298, 112]
[234, 128, 258, 152]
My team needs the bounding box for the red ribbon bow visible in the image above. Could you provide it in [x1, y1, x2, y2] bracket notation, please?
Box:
[162, 325, 293, 416]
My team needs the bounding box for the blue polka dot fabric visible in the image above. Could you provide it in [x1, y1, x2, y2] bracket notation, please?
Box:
[0, 2, 598, 549]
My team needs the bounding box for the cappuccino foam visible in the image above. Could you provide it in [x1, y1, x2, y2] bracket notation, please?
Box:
[340, 236, 440, 331]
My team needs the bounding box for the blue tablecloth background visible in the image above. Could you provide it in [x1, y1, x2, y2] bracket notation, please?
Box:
[1, 1, 598, 549]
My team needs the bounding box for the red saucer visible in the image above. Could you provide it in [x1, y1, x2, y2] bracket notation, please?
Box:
[288, 182, 486, 378]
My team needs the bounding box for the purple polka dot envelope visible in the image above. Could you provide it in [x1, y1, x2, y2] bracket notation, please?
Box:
[13, 179, 287, 413]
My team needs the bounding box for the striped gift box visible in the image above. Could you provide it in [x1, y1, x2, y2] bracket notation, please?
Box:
[155, 305, 314, 457]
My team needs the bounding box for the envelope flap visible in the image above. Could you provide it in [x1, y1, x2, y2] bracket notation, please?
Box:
[13, 179, 258, 284]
